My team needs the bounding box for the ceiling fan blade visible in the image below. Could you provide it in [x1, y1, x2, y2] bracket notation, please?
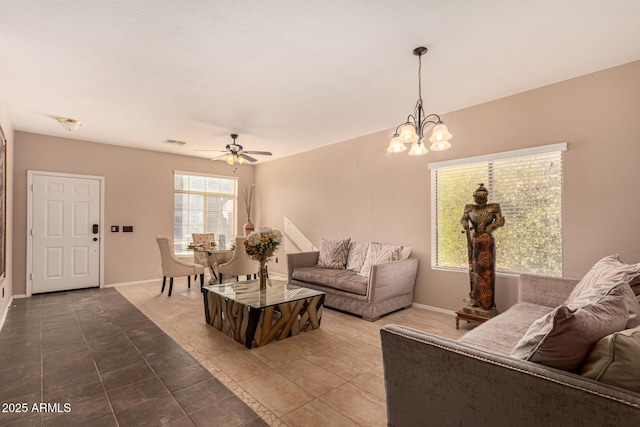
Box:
[239, 153, 258, 162]
[195, 149, 228, 152]
[210, 154, 229, 161]
[242, 150, 272, 156]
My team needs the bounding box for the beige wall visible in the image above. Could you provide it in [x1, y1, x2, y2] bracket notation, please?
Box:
[255, 60, 640, 312]
[13, 133, 254, 295]
[0, 98, 14, 321]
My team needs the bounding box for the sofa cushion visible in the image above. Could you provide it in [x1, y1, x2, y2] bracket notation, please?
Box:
[565, 254, 640, 328]
[346, 241, 369, 272]
[458, 302, 554, 356]
[581, 325, 640, 392]
[359, 243, 402, 278]
[292, 267, 368, 296]
[510, 283, 629, 371]
[316, 238, 351, 270]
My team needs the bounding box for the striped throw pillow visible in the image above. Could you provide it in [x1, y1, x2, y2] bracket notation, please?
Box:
[316, 238, 351, 269]
[359, 243, 402, 278]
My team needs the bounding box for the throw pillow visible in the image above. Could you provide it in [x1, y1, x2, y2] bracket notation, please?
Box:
[510, 283, 629, 371]
[359, 243, 402, 278]
[316, 238, 351, 270]
[581, 326, 640, 392]
[399, 246, 412, 260]
[565, 254, 640, 328]
[346, 241, 369, 272]
[631, 276, 640, 296]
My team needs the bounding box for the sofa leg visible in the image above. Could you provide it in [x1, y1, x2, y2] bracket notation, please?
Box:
[362, 316, 380, 322]
[161, 277, 166, 293]
[188, 275, 191, 289]
[168, 277, 174, 297]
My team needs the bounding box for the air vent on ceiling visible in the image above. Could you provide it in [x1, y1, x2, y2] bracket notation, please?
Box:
[162, 139, 187, 146]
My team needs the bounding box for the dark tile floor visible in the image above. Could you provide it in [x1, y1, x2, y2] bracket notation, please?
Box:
[0, 287, 267, 427]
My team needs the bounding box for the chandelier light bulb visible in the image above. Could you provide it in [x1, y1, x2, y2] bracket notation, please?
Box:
[408, 140, 428, 156]
[386, 134, 408, 153]
[226, 154, 234, 165]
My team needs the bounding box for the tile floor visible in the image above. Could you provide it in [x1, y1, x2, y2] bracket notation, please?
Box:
[0, 287, 266, 427]
[115, 276, 470, 426]
[0, 276, 472, 427]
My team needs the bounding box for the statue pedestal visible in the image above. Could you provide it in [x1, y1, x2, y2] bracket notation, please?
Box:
[455, 306, 499, 330]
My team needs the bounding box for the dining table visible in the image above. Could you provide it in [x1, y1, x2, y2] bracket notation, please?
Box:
[189, 246, 234, 284]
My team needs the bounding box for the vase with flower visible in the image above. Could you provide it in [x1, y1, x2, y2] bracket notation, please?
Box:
[244, 227, 282, 289]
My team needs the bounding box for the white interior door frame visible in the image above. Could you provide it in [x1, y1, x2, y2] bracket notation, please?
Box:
[26, 170, 105, 297]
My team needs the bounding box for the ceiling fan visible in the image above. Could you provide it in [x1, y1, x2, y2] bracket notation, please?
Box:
[196, 134, 272, 165]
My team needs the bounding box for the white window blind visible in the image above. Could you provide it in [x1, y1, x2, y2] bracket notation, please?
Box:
[430, 144, 565, 276]
[173, 172, 238, 254]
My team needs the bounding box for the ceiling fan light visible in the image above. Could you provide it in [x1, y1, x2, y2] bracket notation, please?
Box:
[387, 134, 407, 153]
[226, 154, 234, 165]
[428, 123, 453, 144]
[237, 155, 245, 165]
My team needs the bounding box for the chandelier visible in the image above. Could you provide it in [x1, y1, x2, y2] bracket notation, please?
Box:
[387, 47, 452, 156]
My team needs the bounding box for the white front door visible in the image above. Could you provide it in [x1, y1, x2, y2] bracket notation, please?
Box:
[31, 174, 101, 293]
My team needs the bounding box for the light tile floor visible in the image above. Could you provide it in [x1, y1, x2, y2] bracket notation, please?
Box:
[116, 276, 470, 427]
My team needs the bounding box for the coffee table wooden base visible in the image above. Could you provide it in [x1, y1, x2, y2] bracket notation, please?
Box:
[204, 291, 325, 348]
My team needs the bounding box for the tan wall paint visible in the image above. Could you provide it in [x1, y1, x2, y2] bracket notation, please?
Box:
[13, 132, 254, 295]
[0, 98, 14, 322]
[255, 60, 640, 312]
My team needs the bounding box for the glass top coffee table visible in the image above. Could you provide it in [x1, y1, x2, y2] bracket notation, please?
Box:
[202, 279, 325, 348]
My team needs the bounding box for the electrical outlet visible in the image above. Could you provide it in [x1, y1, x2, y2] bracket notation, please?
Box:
[111, 226, 119, 232]
[123, 226, 133, 232]
[275, 257, 278, 263]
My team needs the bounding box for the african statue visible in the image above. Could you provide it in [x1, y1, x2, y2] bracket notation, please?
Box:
[460, 184, 505, 313]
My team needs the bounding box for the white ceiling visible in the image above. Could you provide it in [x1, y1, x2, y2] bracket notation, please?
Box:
[2, 0, 640, 163]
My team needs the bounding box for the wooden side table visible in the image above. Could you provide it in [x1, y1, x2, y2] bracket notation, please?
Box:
[455, 310, 490, 329]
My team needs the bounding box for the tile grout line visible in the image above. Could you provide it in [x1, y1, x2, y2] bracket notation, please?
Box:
[72, 292, 121, 427]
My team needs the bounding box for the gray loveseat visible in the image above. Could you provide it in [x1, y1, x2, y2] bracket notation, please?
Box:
[287, 251, 419, 321]
[381, 274, 640, 426]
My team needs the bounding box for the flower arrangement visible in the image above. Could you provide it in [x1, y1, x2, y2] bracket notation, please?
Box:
[244, 227, 282, 264]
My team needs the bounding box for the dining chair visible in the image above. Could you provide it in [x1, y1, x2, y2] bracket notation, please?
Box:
[218, 236, 259, 284]
[156, 236, 205, 296]
[192, 233, 215, 280]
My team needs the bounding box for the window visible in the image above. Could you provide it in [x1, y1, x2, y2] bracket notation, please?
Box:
[430, 143, 565, 276]
[174, 171, 238, 254]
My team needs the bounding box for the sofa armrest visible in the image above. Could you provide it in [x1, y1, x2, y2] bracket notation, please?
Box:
[381, 324, 640, 427]
[368, 258, 419, 303]
[518, 274, 580, 307]
[287, 251, 320, 282]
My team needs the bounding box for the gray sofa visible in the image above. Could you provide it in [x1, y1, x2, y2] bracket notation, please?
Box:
[287, 251, 419, 321]
[380, 274, 640, 427]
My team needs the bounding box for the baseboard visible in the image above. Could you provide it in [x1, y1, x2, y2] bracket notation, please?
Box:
[104, 279, 160, 288]
[0, 296, 14, 332]
[410, 302, 456, 316]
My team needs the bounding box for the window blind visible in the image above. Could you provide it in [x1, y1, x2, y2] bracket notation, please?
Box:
[173, 172, 238, 254]
[431, 145, 565, 276]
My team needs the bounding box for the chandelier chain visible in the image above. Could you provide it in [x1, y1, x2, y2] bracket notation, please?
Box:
[418, 54, 423, 103]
